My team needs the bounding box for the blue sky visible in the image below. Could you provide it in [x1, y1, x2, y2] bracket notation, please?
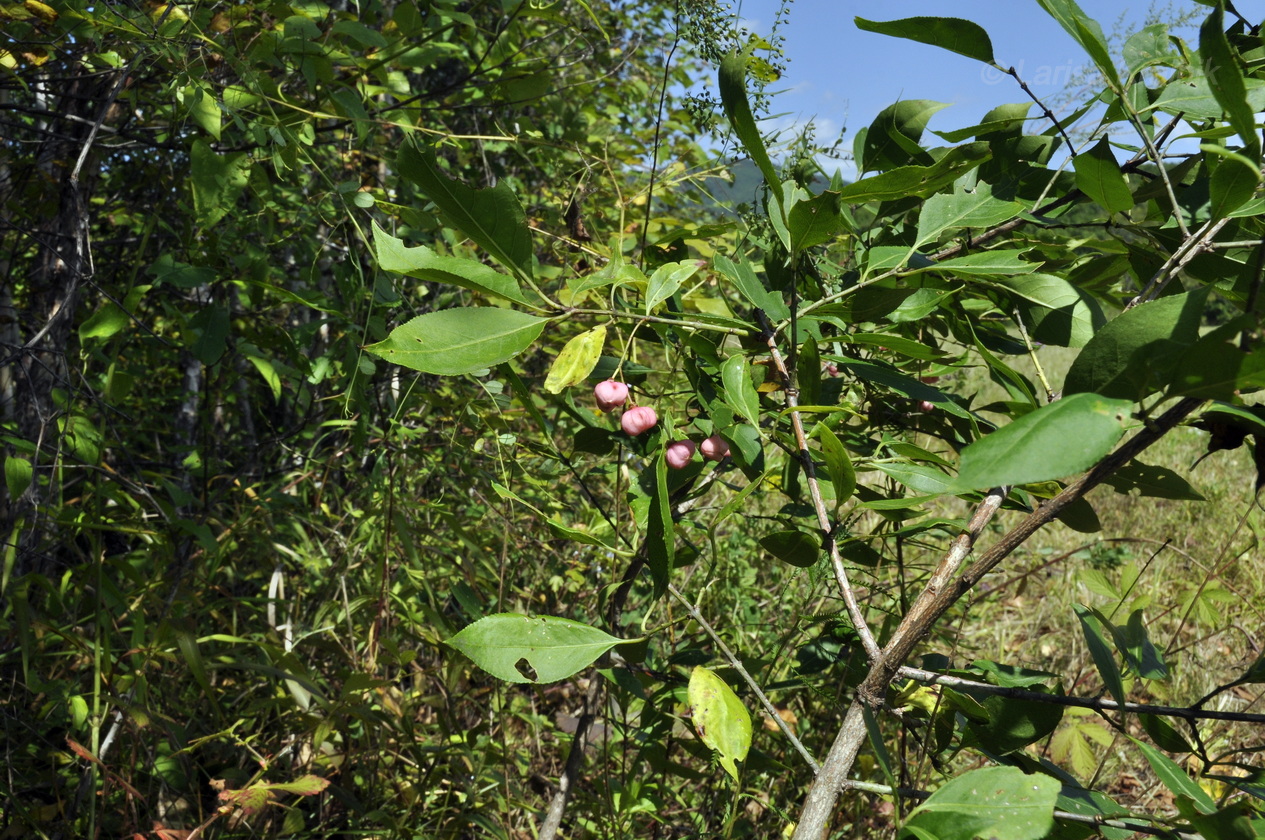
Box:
[732, 0, 1258, 178]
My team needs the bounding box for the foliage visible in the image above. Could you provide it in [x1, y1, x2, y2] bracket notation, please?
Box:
[3, 0, 1265, 839]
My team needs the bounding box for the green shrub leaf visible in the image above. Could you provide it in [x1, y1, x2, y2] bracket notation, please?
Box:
[447, 614, 639, 684]
[954, 393, 1133, 490]
[903, 766, 1060, 840]
[366, 307, 546, 375]
[855, 16, 994, 65]
[372, 221, 531, 304]
[1074, 137, 1133, 215]
[1064, 289, 1209, 400]
[759, 529, 820, 568]
[397, 143, 534, 279]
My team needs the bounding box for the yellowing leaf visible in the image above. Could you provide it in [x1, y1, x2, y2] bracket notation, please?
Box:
[544, 325, 606, 394]
[688, 666, 751, 782]
[23, 0, 57, 22]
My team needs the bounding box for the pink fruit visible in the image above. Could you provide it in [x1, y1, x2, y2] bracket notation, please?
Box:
[918, 400, 936, 413]
[665, 439, 697, 469]
[620, 405, 657, 437]
[594, 380, 630, 413]
[700, 434, 730, 461]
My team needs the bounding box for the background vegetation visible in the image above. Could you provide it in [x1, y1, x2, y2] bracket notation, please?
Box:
[1, 0, 1263, 838]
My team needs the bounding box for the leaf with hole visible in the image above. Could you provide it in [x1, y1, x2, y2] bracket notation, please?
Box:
[688, 666, 752, 782]
[447, 614, 641, 684]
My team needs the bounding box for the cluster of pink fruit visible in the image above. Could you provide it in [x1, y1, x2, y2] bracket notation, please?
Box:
[594, 380, 729, 469]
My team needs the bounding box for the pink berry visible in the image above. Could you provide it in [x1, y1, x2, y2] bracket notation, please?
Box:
[620, 405, 657, 437]
[918, 400, 936, 413]
[700, 434, 730, 461]
[665, 439, 697, 469]
[594, 380, 629, 413]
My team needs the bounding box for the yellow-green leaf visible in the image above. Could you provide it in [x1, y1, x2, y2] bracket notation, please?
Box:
[544, 325, 606, 394]
[688, 666, 751, 782]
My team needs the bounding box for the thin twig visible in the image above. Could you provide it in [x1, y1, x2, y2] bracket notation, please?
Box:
[1129, 217, 1231, 306]
[896, 665, 1265, 724]
[667, 583, 819, 771]
[753, 309, 880, 661]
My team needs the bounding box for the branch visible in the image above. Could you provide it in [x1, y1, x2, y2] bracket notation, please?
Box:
[791, 397, 1205, 840]
[753, 309, 880, 661]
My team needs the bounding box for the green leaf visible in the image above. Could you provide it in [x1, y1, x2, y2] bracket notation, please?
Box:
[962, 689, 1065, 755]
[876, 461, 956, 496]
[1124, 24, 1179, 80]
[1208, 153, 1260, 220]
[372, 221, 530, 304]
[998, 273, 1107, 348]
[933, 103, 1033, 142]
[861, 99, 948, 172]
[397, 143, 533, 279]
[837, 359, 976, 422]
[244, 351, 281, 401]
[79, 303, 130, 342]
[1064, 288, 1210, 401]
[1117, 609, 1169, 680]
[836, 143, 991, 202]
[954, 393, 1133, 490]
[688, 666, 752, 782]
[190, 139, 251, 229]
[816, 425, 856, 504]
[184, 83, 221, 140]
[787, 189, 849, 251]
[1131, 736, 1217, 813]
[1103, 461, 1205, 500]
[904, 766, 1059, 840]
[646, 452, 673, 597]
[446, 614, 639, 684]
[855, 16, 994, 65]
[1185, 802, 1259, 840]
[713, 254, 789, 319]
[1200, 1, 1260, 165]
[927, 250, 1038, 277]
[719, 49, 782, 214]
[759, 529, 820, 568]
[916, 189, 1020, 246]
[1074, 604, 1127, 707]
[366, 307, 547, 375]
[1035, 0, 1121, 90]
[1140, 712, 1192, 753]
[265, 775, 331, 796]
[1151, 76, 1265, 121]
[1074, 137, 1133, 215]
[544, 325, 606, 394]
[721, 354, 761, 425]
[645, 260, 700, 313]
[4, 456, 32, 500]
